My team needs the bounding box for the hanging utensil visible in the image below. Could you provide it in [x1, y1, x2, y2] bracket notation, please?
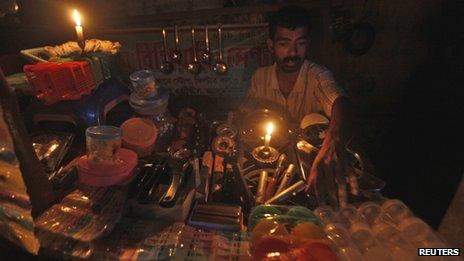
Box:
[187, 26, 201, 75]
[200, 26, 212, 65]
[213, 24, 228, 75]
[171, 25, 182, 64]
[160, 28, 174, 74]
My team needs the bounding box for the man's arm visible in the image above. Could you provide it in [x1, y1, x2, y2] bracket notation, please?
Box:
[326, 96, 353, 145]
[306, 96, 354, 208]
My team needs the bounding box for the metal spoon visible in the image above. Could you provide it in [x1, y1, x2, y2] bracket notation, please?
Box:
[213, 24, 228, 75]
[160, 28, 174, 74]
[200, 26, 212, 65]
[171, 25, 182, 64]
[187, 26, 201, 75]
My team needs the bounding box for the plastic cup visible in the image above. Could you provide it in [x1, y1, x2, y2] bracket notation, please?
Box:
[381, 199, 410, 224]
[129, 70, 157, 99]
[398, 217, 444, 248]
[372, 221, 416, 260]
[86, 126, 122, 164]
[338, 205, 363, 228]
[314, 206, 337, 224]
[358, 201, 381, 226]
[324, 223, 363, 261]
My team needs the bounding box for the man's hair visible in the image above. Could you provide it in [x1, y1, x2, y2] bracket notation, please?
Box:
[269, 5, 311, 40]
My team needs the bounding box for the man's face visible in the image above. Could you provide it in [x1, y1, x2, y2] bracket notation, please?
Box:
[268, 26, 309, 73]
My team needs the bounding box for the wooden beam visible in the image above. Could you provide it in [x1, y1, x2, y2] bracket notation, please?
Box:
[0, 69, 56, 218]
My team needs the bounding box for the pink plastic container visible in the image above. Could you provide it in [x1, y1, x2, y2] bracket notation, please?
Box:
[120, 118, 158, 158]
[77, 148, 137, 186]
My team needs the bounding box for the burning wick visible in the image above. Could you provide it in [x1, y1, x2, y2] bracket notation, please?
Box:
[264, 122, 274, 150]
[72, 9, 85, 51]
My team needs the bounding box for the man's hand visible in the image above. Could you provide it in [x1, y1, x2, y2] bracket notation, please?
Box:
[306, 134, 348, 208]
[304, 96, 357, 209]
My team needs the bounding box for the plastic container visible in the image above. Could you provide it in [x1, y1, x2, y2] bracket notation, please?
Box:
[129, 70, 157, 99]
[85, 126, 122, 164]
[24, 61, 95, 105]
[129, 88, 169, 116]
[248, 205, 335, 260]
[120, 118, 158, 157]
[77, 148, 137, 186]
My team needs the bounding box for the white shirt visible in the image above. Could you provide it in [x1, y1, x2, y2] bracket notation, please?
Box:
[246, 60, 346, 121]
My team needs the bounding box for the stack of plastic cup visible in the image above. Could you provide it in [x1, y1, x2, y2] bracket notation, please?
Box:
[358, 201, 382, 226]
[338, 205, 364, 229]
[324, 223, 363, 261]
[372, 221, 416, 260]
[314, 206, 338, 225]
[350, 221, 393, 261]
[398, 217, 445, 248]
[380, 199, 411, 224]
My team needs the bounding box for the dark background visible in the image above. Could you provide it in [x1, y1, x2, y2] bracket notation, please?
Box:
[0, 0, 463, 257]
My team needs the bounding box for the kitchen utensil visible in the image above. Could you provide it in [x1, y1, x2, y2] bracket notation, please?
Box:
[160, 28, 174, 74]
[171, 25, 182, 63]
[187, 26, 201, 75]
[213, 24, 228, 75]
[201, 26, 212, 64]
[275, 164, 295, 195]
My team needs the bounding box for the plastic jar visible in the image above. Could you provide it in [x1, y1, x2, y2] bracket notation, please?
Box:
[85, 125, 122, 164]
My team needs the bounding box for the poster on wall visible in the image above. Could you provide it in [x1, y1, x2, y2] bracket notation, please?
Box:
[100, 27, 273, 109]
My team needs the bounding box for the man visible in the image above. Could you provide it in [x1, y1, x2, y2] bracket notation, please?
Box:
[246, 5, 356, 208]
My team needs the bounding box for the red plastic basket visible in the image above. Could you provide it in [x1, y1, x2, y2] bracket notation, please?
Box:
[24, 61, 96, 105]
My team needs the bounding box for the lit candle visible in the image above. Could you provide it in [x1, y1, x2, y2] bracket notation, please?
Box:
[72, 9, 84, 46]
[264, 122, 274, 149]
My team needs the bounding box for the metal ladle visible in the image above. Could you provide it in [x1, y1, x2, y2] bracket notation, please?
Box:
[160, 28, 174, 74]
[171, 25, 182, 64]
[213, 25, 228, 75]
[200, 26, 212, 65]
[187, 26, 201, 75]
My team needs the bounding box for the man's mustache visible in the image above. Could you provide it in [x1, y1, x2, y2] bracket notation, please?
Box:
[282, 56, 302, 63]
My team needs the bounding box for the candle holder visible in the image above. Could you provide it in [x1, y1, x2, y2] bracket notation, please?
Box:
[251, 145, 279, 164]
[78, 40, 86, 55]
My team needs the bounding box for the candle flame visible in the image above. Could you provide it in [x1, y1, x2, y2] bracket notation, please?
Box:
[73, 9, 82, 26]
[266, 122, 274, 135]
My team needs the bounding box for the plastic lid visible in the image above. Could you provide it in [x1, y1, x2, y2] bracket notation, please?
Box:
[86, 126, 121, 140]
[77, 148, 137, 186]
[121, 118, 157, 147]
[129, 70, 154, 82]
[129, 88, 169, 106]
